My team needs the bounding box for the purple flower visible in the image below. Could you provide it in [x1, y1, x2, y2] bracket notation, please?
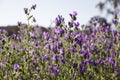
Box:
[0, 35, 3, 40]
[24, 8, 28, 14]
[33, 17, 36, 22]
[14, 64, 20, 70]
[78, 67, 86, 73]
[32, 60, 37, 65]
[45, 43, 51, 50]
[11, 34, 16, 38]
[74, 34, 83, 44]
[69, 11, 77, 20]
[56, 41, 63, 48]
[68, 47, 76, 53]
[12, 44, 19, 50]
[72, 62, 78, 69]
[36, 67, 40, 72]
[29, 49, 35, 54]
[81, 50, 90, 57]
[105, 26, 111, 33]
[29, 32, 36, 38]
[73, 22, 80, 28]
[51, 45, 57, 52]
[52, 69, 59, 76]
[61, 59, 66, 64]
[82, 45, 88, 50]
[89, 73, 93, 79]
[17, 21, 22, 26]
[41, 53, 50, 60]
[31, 4, 36, 10]
[43, 32, 50, 40]
[19, 48, 25, 52]
[90, 45, 97, 52]
[59, 48, 64, 54]
[52, 55, 59, 61]
[68, 22, 73, 27]
[107, 57, 115, 64]
[55, 15, 64, 26]
[51, 65, 59, 76]
[0, 62, 3, 68]
[112, 30, 117, 36]
[86, 60, 93, 66]
[53, 34, 58, 40]
[16, 35, 21, 40]
[112, 19, 117, 24]
[54, 27, 64, 35]
[69, 11, 77, 18]
[70, 74, 75, 79]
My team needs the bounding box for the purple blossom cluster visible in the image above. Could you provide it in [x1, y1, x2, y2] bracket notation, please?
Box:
[0, 4, 120, 80]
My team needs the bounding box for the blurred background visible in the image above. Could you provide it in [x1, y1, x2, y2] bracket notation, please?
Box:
[0, 0, 119, 27]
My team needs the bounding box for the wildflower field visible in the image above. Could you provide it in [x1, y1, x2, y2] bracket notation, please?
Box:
[0, 4, 120, 80]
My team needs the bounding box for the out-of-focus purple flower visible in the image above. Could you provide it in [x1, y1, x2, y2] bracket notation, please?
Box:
[91, 38, 96, 43]
[31, 4, 36, 10]
[81, 50, 90, 57]
[33, 41, 38, 46]
[36, 45, 41, 49]
[33, 17, 36, 22]
[68, 22, 73, 28]
[72, 62, 78, 69]
[41, 53, 50, 60]
[86, 60, 93, 66]
[19, 48, 25, 52]
[73, 22, 80, 28]
[14, 64, 20, 70]
[69, 11, 77, 20]
[24, 8, 28, 14]
[36, 67, 40, 72]
[0, 62, 3, 68]
[43, 32, 50, 40]
[51, 65, 59, 76]
[105, 26, 111, 33]
[53, 34, 58, 40]
[59, 48, 64, 54]
[0, 35, 3, 40]
[82, 45, 88, 50]
[112, 19, 117, 24]
[68, 47, 76, 53]
[45, 43, 51, 50]
[51, 45, 57, 52]
[16, 35, 21, 40]
[11, 34, 16, 38]
[56, 41, 63, 48]
[61, 59, 66, 64]
[17, 21, 22, 26]
[52, 55, 59, 61]
[55, 15, 64, 26]
[107, 57, 115, 64]
[112, 30, 117, 36]
[70, 74, 75, 79]
[32, 54, 38, 59]
[29, 32, 36, 38]
[32, 60, 37, 65]
[74, 34, 83, 44]
[89, 73, 93, 79]
[78, 67, 86, 73]
[29, 49, 35, 54]
[54, 27, 64, 35]
[49, 37, 55, 42]
[12, 44, 19, 50]
[90, 45, 97, 52]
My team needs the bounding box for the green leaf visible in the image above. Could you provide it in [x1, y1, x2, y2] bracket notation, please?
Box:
[27, 15, 33, 20]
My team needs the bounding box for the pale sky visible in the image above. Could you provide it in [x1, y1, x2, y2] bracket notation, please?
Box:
[0, 0, 101, 27]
